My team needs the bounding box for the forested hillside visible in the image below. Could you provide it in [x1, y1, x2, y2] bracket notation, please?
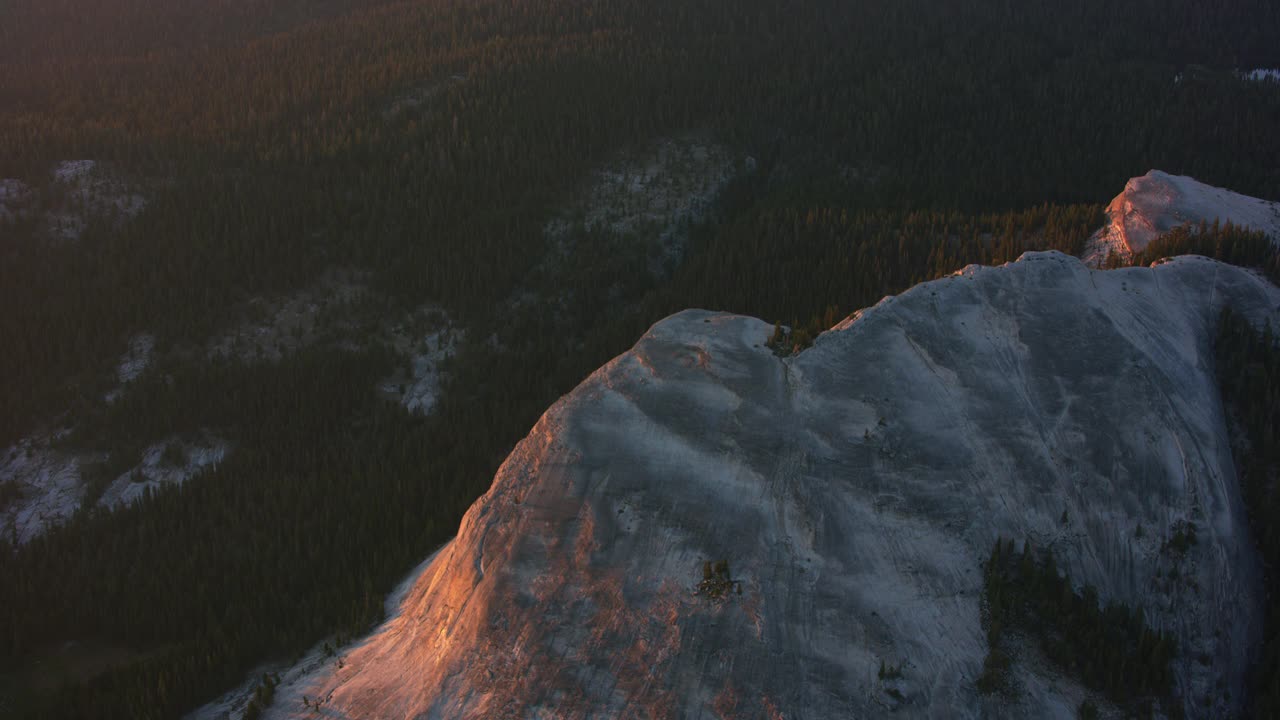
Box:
[1, 0, 1278, 716]
[1216, 310, 1280, 719]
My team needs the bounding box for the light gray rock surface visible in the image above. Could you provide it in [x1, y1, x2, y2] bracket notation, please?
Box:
[1083, 170, 1280, 266]
[259, 252, 1278, 720]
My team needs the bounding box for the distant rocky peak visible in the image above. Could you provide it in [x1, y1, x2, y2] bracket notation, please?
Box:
[1083, 170, 1280, 266]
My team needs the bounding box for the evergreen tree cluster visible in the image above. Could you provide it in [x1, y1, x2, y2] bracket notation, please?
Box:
[1131, 221, 1279, 283]
[658, 194, 1103, 346]
[1215, 309, 1280, 719]
[979, 538, 1177, 717]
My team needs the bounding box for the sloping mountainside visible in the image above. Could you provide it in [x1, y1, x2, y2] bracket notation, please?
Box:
[5, 0, 1280, 711]
[1084, 171, 1280, 266]
[249, 253, 1278, 719]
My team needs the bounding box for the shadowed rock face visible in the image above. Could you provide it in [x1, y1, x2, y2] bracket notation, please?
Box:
[270, 252, 1278, 720]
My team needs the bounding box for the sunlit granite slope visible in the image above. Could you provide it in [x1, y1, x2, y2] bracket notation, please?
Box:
[258, 252, 1279, 720]
[1083, 170, 1280, 266]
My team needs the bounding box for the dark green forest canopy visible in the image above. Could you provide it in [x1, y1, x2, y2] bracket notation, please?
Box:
[978, 538, 1178, 716]
[1215, 310, 1280, 719]
[1, 0, 1278, 716]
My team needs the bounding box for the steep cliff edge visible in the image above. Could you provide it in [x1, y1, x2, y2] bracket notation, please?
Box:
[246, 252, 1278, 719]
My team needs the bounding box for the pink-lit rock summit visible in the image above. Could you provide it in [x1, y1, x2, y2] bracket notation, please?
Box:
[1083, 170, 1280, 266]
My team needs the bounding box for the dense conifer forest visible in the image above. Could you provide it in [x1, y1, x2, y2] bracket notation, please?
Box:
[1215, 310, 1280, 719]
[1, 0, 1279, 715]
[1130, 222, 1279, 282]
[977, 538, 1179, 717]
